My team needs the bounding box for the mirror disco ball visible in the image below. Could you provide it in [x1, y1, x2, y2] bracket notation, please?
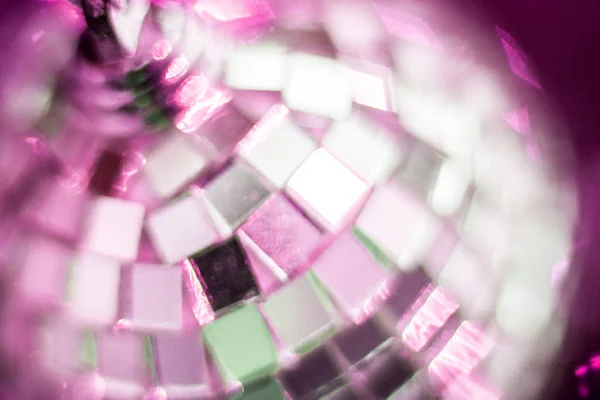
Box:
[0, 0, 577, 399]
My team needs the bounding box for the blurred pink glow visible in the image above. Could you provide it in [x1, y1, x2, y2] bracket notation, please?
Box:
[181, 260, 215, 326]
[428, 321, 493, 390]
[174, 88, 231, 133]
[151, 39, 173, 61]
[164, 56, 190, 84]
[443, 373, 501, 400]
[31, 30, 45, 43]
[505, 106, 531, 134]
[193, 0, 274, 23]
[579, 384, 590, 398]
[112, 319, 134, 333]
[373, 5, 440, 48]
[496, 26, 542, 89]
[402, 287, 459, 352]
[575, 365, 589, 377]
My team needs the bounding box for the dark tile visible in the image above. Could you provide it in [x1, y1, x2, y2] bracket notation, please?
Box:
[89, 150, 124, 195]
[190, 237, 259, 312]
[383, 269, 432, 320]
[280, 348, 343, 400]
[333, 319, 390, 366]
[361, 352, 414, 399]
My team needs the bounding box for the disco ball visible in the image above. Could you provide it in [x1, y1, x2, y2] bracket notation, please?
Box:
[0, 1, 577, 399]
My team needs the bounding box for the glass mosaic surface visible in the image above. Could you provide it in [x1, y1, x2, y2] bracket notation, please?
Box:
[0, 1, 575, 399]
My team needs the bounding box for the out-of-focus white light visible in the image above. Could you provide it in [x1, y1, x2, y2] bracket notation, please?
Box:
[155, 3, 186, 46]
[287, 149, 368, 229]
[429, 160, 470, 216]
[108, 0, 150, 55]
[225, 42, 287, 91]
[496, 281, 553, 339]
[323, 114, 404, 183]
[324, 0, 384, 54]
[438, 246, 496, 320]
[283, 53, 353, 120]
[346, 66, 390, 111]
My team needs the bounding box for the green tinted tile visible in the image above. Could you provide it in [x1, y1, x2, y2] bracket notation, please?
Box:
[79, 331, 97, 369]
[144, 336, 158, 384]
[202, 304, 277, 386]
[144, 108, 171, 131]
[232, 379, 285, 400]
[125, 68, 149, 88]
[133, 93, 152, 109]
[352, 227, 395, 268]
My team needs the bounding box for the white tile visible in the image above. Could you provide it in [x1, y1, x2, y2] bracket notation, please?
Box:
[146, 195, 219, 264]
[323, 114, 404, 183]
[225, 42, 287, 91]
[262, 273, 338, 352]
[68, 252, 121, 326]
[356, 184, 441, 271]
[144, 135, 210, 198]
[287, 149, 368, 230]
[438, 245, 496, 320]
[80, 196, 145, 262]
[131, 264, 183, 330]
[283, 53, 352, 120]
[240, 116, 316, 187]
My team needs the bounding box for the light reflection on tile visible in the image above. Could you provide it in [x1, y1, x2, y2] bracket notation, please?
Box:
[143, 134, 210, 198]
[80, 196, 145, 262]
[402, 287, 459, 352]
[323, 114, 404, 183]
[287, 149, 369, 230]
[146, 195, 219, 264]
[68, 252, 121, 326]
[312, 231, 390, 322]
[204, 162, 271, 235]
[239, 109, 316, 188]
[283, 53, 353, 120]
[130, 264, 183, 330]
[240, 193, 322, 276]
[356, 184, 441, 271]
[443, 372, 502, 400]
[428, 321, 493, 392]
[262, 273, 338, 353]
